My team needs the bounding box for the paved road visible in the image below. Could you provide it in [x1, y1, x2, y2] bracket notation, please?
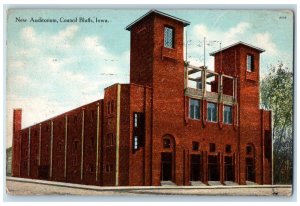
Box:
[5, 178, 292, 196]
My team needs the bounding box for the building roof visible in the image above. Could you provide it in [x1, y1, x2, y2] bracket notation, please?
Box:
[209, 41, 265, 56]
[125, 10, 190, 31]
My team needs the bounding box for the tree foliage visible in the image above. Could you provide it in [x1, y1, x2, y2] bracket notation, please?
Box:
[260, 63, 293, 184]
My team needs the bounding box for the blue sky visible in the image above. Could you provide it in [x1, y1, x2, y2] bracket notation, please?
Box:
[6, 9, 294, 147]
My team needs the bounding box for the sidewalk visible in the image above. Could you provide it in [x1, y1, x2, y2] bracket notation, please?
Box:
[6, 177, 292, 196]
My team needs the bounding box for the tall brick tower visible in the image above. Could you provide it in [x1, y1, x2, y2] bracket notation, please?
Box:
[127, 10, 190, 87]
[12, 109, 22, 177]
[126, 10, 190, 185]
[211, 42, 272, 184]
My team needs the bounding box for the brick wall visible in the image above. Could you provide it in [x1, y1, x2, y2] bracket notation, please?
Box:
[13, 10, 272, 186]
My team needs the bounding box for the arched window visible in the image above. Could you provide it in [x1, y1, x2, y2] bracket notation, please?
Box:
[162, 135, 175, 150]
[246, 144, 255, 156]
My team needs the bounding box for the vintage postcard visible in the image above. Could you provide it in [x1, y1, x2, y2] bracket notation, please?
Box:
[5, 8, 294, 197]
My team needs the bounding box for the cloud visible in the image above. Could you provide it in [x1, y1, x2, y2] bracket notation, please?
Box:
[53, 25, 78, 42]
[83, 36, 107, 56]
[52, 25, 79, 49]
[187, 21, 281, 71]
[7, 60, 25, 70]
[45, 57, 62, 72]
[253, 32, 278, 56]
[6, 24, 130, 148]
[192, 22, 250, 47]
[10, 75, 32, 86]
[193, 24, 210, 38]
[21, 27, 37, 43]
[17, 48, 40, 59]
[224, 22, 250, 42]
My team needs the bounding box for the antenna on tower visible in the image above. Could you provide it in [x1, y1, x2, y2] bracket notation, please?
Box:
[185, 30, 188, 63]
[203, 37, 206, 67]
[220, 42, 222, 73]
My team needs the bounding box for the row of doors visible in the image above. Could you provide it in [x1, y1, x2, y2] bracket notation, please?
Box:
[161, 152, 255, 182]
[38, 153, 255, 183]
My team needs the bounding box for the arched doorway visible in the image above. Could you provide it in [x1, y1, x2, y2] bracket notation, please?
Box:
[245, 144, 255, 182]
[161, 135, 175, 182]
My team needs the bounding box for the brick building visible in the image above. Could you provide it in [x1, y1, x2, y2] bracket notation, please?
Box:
[11, 10, 272, 186]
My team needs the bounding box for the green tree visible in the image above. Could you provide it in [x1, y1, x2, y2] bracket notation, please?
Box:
[260, 63, 293, 184]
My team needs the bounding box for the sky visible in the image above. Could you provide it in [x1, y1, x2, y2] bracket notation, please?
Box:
[6, 9, 294, 148]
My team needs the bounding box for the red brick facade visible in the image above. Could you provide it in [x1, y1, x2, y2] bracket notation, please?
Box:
[12, 10, 272, 186]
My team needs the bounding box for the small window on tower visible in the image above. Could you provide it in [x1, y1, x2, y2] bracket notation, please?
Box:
[247, 54, 254, 72]
[225, 145, 231, 153]
[164, 26, 174, 48]
[163, 139, 171, 148]
[209, 143, 216, 152]
[246, 145, 252, 155]
[192, 141, 199, 151]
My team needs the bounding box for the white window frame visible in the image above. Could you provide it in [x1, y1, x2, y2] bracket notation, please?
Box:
[164, 26, 174, 48]
[223, 105, 232, 125]
[134, 113, 138, 128]
[207, 102, 218, 122]
[189, 98, 200, 120]
[134, 136, 138, 150]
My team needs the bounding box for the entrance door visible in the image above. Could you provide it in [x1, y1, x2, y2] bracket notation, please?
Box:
[190, 154, 201, 181]
[161, 152, 172, 181]
[246, 157, 255, 182]
[208, 155, 219, 181]
[224, 156, 235, 181]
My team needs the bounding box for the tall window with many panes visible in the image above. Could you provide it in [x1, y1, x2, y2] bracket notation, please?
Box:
[132, 112, 145, 152]
[189, 98, 200, 120]
[207, 102, 217, 122]
[164, 26, 174, 48]
[223, 105, 232, 124]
